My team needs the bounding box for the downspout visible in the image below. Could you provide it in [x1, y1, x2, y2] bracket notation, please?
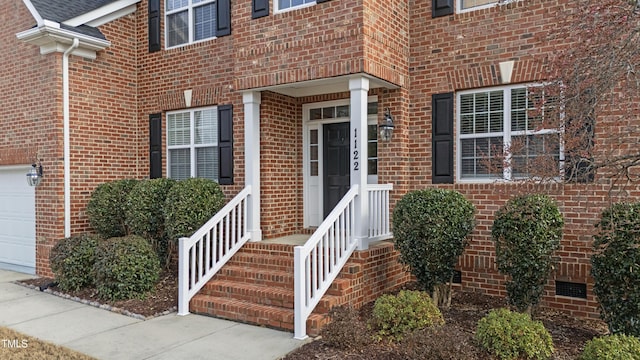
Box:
[63, 38, 79, 237]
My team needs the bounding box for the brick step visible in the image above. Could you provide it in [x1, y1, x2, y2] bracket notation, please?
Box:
[190, 295, 329, 336]
[213, 265, 354, 292]
[200, 280, 294, 308]
[200, 279, 351, 312]
[214, 265, 295, 288]
[226, 253, 295, 271]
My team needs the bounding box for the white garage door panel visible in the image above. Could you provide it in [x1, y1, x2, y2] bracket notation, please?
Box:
[0, 166, 36, 273]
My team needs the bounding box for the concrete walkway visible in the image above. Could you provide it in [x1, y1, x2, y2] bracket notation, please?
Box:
[0, 270, 306, 360]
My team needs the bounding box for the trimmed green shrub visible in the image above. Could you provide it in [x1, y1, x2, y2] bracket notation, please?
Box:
[392, 189, 475, 307]
[475, 308, 554, 360]
[580, 334, 640, 360]
[321, 306, 373, 350]
[591, 202, 640, 336]
[93, 235, 160, 301]
[491, 194, 564, 313]
[87, 179, 139, 238]
[369, 290, 444, 341]
[164, 178, 225, 241]
[50, 234, 100, 291]
[125, 178, 176, 265]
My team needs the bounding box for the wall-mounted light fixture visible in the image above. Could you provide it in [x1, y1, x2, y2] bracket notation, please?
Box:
[379, 108, 395, 142]
[26, 159, 43, 187]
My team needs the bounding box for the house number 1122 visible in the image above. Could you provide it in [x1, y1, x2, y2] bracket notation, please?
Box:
[353, 128, 359, 171]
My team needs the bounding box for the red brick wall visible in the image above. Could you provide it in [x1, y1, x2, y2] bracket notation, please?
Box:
[0, 1, 63, 275]
[404, 0, 639, 319]
[259, 92, 303, 238]
[67, 14, 142, 236]
[234, 1, 366, 90]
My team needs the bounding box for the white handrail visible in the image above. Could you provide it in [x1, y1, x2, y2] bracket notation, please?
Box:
[178, 186, 252, 315]
[293, 185, 359, 340]
[368, 184, 393, 241]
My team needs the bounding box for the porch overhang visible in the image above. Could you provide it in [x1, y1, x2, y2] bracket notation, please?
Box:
[247, 74, 399, 98]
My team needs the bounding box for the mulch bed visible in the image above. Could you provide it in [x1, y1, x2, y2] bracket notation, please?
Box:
[17, 270, 178, 319]
[16, 274, 608, 359]
[284, 290, 609, 360]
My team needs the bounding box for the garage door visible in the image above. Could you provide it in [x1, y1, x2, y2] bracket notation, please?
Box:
[0, 166, 36, 274]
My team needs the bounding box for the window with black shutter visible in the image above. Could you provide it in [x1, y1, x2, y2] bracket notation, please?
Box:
[165, 0, 231, 48]
[166, 105, 233, 184]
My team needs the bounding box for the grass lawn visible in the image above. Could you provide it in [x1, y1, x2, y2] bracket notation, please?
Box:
[0, 327, 95, 360]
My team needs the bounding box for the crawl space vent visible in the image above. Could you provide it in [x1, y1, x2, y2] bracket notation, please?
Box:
[555, 281, 587, 299]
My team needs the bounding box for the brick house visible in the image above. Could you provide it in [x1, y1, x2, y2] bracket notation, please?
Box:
[1, 0, 636, 338]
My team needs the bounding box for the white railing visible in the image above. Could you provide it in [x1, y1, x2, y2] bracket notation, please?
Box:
[178, 186, 252, 315]
[293, 185, 359, 340]
[368, 184, 393, 241]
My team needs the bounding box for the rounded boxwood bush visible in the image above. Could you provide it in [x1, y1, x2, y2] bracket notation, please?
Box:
[87, 179, 139, 238]
[164, 178, 226, 241]
[125, 178, 176, 264]
[580, 334, 640, 360]
[50, 234, 100, 291]
[491, 194, 564, 313]
[369, 290, 444, 341]
[94, 235, 160, 301]
[392, 189, 475, 307]
[475, 308, 554, 360]
[591, 202, 640, 336]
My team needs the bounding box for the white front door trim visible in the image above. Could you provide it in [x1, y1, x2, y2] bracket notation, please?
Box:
[302, 96, 378, 228]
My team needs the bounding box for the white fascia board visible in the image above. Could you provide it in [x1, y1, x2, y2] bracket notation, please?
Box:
[64, 0, 140, 28]
[16, 25, 111, 59]
[22, 0, 44, 26]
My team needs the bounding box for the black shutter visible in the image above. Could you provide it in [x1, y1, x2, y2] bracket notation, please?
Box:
[432, 0, 454, 18]
[218, 105, 234, 185]
[252, 0, 269, 19]
[149, 113, 162, 179]
[216, 0, 231, 37]
[316, 0, 331, 3]
[148, 0, 161, 52]
[432, 93, 454, 184]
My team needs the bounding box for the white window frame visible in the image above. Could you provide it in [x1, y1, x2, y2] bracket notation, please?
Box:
[457, 0, 519, 14]
[274, 0, 316, 14]
[165, 0, 217, 49]
[456, 84, 563, 183]
[167, 106, 219, 181]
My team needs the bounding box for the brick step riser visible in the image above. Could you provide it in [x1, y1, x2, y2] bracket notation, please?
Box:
[191, 296, 328, 336]
[210, 269, 353, 295]
[225, 256, 295, 271]
[213, 267, 295, 288]
[199, 282, 350, 312]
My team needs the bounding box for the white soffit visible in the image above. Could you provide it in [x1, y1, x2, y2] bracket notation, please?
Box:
[64, 0, 141, 28]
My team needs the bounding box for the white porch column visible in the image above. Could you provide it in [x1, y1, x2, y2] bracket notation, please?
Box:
[349, 77, 370, 250]
[243, 91, 262, 242]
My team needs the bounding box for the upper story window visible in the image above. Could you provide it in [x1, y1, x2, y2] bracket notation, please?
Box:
[458, 0, 519, 13]
[276, 0, 315, 12]
[166, 0, 216, 48]
[457, 85, 561, 181]
[167, 107, 219, 180]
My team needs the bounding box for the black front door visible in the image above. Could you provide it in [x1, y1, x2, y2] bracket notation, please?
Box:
[323, 122, 350, 218]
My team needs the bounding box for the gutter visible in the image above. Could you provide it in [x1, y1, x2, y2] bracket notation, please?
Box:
[63, 38, 79, 237]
